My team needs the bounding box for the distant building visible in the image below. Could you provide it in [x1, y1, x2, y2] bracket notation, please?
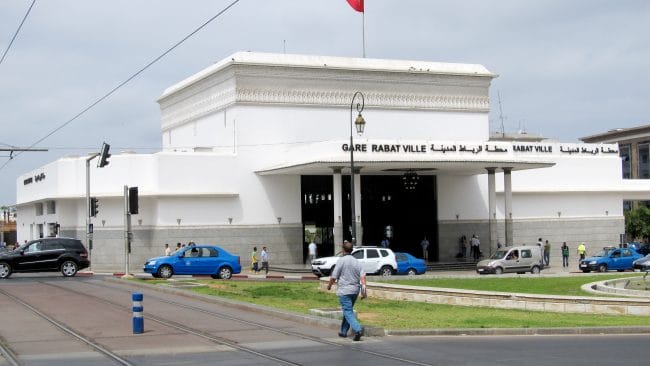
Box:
[15, 52, 647, 271]
[581, 124, 650, 210]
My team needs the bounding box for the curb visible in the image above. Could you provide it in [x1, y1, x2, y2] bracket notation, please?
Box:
[386, 326, 650, 336]
[105, 272, 319, 280]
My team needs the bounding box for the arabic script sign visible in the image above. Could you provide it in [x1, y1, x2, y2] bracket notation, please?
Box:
[341, 142, 619, 156]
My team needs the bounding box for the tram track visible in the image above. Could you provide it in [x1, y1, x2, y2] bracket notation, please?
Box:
[0, 286, 134, 366]
[0, 335, 20, 366]
[52, 278, 434, 366]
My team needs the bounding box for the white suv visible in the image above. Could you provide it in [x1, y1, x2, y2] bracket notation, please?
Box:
[311, 246, 397, 277]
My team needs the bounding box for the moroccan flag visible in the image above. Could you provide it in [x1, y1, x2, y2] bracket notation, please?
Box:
[346, 0, 364, 12]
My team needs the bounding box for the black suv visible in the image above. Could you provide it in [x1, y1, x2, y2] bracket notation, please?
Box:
[0, 238, 90, 279]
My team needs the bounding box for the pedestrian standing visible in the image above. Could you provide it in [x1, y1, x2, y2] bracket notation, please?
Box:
[251, 246, 259, 273]
[327, 240, 366, 341]
[164, 243, 171, 256]
[260, 246, 269, 275]
[537, 238, 544, 265]
[577, 242, 586, 260]
[420, 236, 430, 262]
[308, 240, 318, 263]
[544, 240, 551, 266]
[470, 234, 480, 261]
[381, 237, 390, 249]
[561, 242, 570, 267]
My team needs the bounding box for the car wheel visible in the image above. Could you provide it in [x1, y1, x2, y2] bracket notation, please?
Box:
[530, 266, 540, 274]
[494, 267, 503, 275]
[598, 264, 607, 272]
[157, 265, 173, 279]
[219, 266, 233, 280]
[407, 268, 417, 276]
[0, 262, 12, 279]
[380, 265, 393, 277]
[61, 260, 78, 277]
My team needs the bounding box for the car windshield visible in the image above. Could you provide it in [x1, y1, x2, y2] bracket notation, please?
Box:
[489, 250, 508, 260]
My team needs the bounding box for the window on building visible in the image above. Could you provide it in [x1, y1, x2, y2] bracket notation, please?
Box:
[46, 201, 56, 214]
[623, 200, 633, 212]
[35, 203, 43, 216]
[620, 144, 631, 179]
[638, 143, 650, 179]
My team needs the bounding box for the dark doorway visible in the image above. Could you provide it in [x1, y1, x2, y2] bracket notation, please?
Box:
[302, 174, 438, 261]
[301, 176, 334, 260]
[360, 175, 438, 261]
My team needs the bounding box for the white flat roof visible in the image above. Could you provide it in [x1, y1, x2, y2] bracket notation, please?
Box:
[159, 51, 496, 100]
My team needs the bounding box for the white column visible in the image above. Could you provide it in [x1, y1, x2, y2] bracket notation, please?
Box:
[503, 167, 513, 246]
[354, 168, 363, 245]
[332, 168, 343, 246]
[486, 167, 497, 254]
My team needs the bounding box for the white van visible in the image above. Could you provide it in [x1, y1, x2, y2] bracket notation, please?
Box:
[476, 245, 543, 275]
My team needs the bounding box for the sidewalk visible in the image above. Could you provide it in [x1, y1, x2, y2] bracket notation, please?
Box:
[93, 264, 319, 280]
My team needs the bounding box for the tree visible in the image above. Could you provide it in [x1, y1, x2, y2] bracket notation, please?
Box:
[625, 206, 650, 242]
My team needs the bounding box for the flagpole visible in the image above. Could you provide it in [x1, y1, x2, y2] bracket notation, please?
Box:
[362, 11, 366, 58]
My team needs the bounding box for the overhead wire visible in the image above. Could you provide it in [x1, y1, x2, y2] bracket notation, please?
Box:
[0, 0, 36, 66]
[0, 0, 241, 171]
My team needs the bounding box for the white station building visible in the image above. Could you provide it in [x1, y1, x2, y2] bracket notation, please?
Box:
[15, 52, 638, 272]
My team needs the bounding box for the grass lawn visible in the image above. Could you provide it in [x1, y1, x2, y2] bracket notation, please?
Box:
[136, 278, 650, 330]
[380, 274, 642, 296]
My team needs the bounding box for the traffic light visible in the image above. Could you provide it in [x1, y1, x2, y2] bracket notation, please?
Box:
[128, 186, 139, 214]
[90, 197, 99, 217]
[97, 142, 111, 168]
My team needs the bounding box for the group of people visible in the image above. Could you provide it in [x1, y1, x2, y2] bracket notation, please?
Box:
[456, 234, 482, 260]
[250, 246, 269, 274]
[537, 238, 588, 268]
[526, 238, 593, 268]
[163, 241, 198, 256]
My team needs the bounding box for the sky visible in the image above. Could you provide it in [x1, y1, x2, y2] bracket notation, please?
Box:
[0, 0, 648, 205]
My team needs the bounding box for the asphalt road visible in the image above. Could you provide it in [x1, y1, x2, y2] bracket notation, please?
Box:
[0, 274, 647, 366]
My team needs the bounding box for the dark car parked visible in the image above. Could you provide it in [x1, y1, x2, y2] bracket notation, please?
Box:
[633, 255, 650, 272]
[627, 242, 650, 256]
[0, 238, 90, 279]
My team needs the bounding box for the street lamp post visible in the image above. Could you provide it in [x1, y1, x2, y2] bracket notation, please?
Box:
[349, 91, 366, 245]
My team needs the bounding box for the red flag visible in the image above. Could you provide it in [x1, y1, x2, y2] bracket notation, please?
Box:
[346, 0, 364, 12]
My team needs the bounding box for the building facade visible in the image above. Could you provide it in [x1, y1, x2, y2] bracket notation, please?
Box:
[16, 52, 633, 272]
[581, 125, 650, 212]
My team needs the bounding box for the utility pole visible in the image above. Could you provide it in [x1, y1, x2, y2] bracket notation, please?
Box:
[85, 142, 111, 271]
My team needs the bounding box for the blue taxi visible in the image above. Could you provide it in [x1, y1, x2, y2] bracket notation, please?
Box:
[144, 245, 241, 279]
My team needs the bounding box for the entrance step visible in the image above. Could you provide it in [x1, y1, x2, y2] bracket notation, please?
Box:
[426, 261, 477, 272]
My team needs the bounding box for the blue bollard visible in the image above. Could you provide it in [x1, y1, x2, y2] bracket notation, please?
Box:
[132, 292, 144, 334]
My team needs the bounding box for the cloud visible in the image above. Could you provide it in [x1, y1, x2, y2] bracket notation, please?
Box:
[0, 0, 648, 203]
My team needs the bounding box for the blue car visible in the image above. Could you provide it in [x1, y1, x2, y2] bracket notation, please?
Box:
[395, 252, 427, 275]
[579, 247, 643, 273]
[144, 245, 241, 279]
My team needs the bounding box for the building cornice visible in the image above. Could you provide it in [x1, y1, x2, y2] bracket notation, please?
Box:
[159, 52, 495, 131]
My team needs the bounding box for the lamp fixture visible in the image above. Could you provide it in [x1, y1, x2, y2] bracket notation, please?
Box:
[402, 170, 419, 191]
